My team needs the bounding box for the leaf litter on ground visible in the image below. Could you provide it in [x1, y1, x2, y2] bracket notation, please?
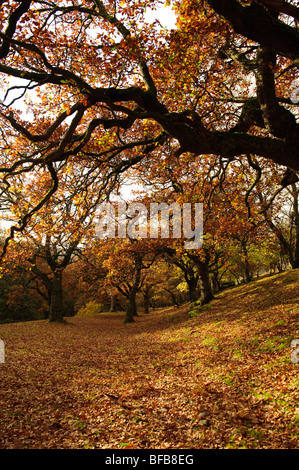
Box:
[0, 270, 298, 449]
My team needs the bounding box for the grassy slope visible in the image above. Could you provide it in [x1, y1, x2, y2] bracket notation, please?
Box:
[0, 270, 298, 449]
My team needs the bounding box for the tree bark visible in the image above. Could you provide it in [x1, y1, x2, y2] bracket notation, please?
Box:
[186, 275, 199, 302]
[292, 184, 299, 269]
[49, 272, 64, 322]
[241, 241, 252, 283]
[207, 0, 299, 59]
[109, 291, 116, 312]
[143, 284, 151, 314]
[124, 289, 138, 323]
[124, 259, 142, 323]
[196, 260, 213, 306]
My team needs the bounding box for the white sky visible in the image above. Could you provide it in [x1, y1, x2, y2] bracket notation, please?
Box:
[144, 4, 177, 28]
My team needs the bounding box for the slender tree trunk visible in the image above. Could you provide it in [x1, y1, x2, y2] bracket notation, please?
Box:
[260, 198, 295, 269]
[49, 272, 64, 322]
[109, 291, 116, 312]
[164, 288, 180, 307]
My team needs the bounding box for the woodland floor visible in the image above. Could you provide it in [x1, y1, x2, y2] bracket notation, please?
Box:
[0, 270, 298, 449]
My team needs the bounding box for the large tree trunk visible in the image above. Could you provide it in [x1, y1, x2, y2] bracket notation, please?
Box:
[211, 270, 221, 292]
[124, 290, 138, 323]
[241, 241, 252, 283]
[294, 227, 299, 269]
[49, 272, 64, 322]
[186, 275, 198, 302]
[143, 284, 151, 314]
[197, 260, 213, 306]
[292, 184, 299, 269]
[124, 262, 141, 324]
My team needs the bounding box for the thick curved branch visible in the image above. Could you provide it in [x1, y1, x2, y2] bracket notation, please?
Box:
[207, 0, 299, 59]
[0, 0, 32, 59]
[255, 46, 298, 138]
[230, 98, 265, 133]
[256, 0, 299, 21]
[155, 110, 299, 172]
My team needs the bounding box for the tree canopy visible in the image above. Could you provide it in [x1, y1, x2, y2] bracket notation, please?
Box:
[0, 1, 298, 324]
[0, 1, 298, 246]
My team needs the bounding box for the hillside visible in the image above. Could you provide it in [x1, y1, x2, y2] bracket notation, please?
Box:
[0, 270, 298, 449]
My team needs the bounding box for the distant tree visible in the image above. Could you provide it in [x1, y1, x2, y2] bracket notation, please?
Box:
[105, 238, 163, 323]
[0, 164, 102, 322]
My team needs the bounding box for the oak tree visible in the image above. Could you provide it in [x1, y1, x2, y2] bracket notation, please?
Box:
[0, 0, 298, 254]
